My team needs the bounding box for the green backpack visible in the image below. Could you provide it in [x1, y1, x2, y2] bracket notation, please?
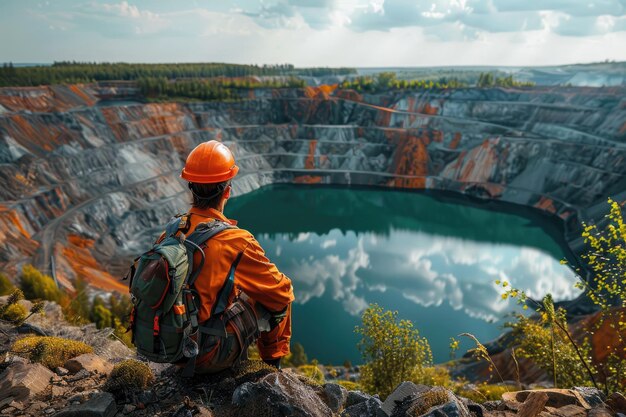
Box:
[126, 215, 235, 375]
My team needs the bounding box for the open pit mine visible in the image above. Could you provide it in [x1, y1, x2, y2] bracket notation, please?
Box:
[0, 83, 625, 293]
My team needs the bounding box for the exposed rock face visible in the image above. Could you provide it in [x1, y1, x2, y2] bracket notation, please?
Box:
[0, 84, 624, 289]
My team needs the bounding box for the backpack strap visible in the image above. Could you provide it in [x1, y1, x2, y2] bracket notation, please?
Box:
[164, 216, 183, 237]
[212, 251, 243, 316]
[185, 221, 234, 287]
[179, 220, 235, 378]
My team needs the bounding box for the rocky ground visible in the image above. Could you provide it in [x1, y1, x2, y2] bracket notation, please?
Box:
[1, 300, 626, 417]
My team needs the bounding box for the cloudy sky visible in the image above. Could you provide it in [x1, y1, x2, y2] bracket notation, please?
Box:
[1, 0, 625, 66]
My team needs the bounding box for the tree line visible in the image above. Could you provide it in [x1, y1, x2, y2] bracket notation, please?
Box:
[340, 72, 469, 93]
[137, 76, 306, 101]
[0, 62, 356, 87]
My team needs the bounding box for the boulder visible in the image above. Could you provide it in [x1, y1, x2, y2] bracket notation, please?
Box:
[572, 387, 605, 408]
[342, 397, 383, 417]
[53, 392, 116, 417]
[606, 392, 626, 414]
[64, 354, 113, 376]
[346, 391, 375, 408]
[0, 361, 54, 402]
[543, 404, 588, 417]
[323, 383, 348, 413]
[516, 391, 548, 417]
[232, 371, 332, 417]
[379, 382, 431, 416]
[394, 388, 471, 417]
[502, 390, 591, 409]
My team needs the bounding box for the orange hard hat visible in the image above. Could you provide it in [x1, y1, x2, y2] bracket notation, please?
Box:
[181, 140, 239, 183]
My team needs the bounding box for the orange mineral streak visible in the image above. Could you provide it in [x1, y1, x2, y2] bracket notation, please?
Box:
[305, 140, 317, 169]
[620, 122, 626, 135]
[575, 308, 626, 364]
[334, 89, 363, 102]
[60, 236, 127, 293]
[535, 196, 557, 214]
[419, 102, 440, 116]
[102, 103, 192, 142]
[303, 85, 337, 99]
[449, 133, 462, 149]
[0, 207, 38, 272]
[392, 134, 429, 189]
[0, 85, 96, 113]
[441, 138, 499, 184]
[294, 175, 323, 184]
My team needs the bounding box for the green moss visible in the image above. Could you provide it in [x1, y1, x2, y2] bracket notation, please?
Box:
[104, 359, 154, 392]
[409, 388, 451, 416]
[455, 383, 517, 403]
[336, 380, 361, 391]
[297, 364, 325, 385]
[12, 336, 93, 369]
[0, 303, 27, 323]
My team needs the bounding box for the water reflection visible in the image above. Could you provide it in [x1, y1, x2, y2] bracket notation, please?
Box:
[227, 185, 581, 363]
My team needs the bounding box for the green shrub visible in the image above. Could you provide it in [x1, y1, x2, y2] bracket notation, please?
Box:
[455, 384, 517, 403]
[355, 304, 432, 399]
[12, 336, 93, 369]
[19, 265, 63, 302]
[104, 359, 154, 392]
[413, 366, 452, 387]
[0, 273, 14, 296]
[0, 303, 27, 324]
[283, 342, 308, 368]
[506, 300, 593, 389]
[336, 380, 361, 391]
[297, 364, 325, 385]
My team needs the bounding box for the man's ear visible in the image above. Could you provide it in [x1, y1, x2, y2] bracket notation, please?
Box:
[223, 185, 232, 200]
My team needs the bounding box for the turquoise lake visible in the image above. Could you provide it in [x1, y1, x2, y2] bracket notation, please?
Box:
[227, 185, 582, 364]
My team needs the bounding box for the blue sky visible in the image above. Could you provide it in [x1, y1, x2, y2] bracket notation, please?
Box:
[1, 0, 625, 66]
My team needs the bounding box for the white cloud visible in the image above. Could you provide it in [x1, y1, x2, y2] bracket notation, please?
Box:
[275, 229, 581, 320]
[321, 239, 337, 249]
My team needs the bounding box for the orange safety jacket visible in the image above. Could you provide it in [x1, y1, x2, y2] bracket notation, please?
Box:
[161, 206, 295, 362]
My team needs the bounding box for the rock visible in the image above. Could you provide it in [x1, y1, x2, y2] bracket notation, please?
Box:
[341, 397, 382, 417]
[55, 367, 70, 376]
[588, 407, 613, 417]
[53, 392, 116, 417]
[483, 401, 501, 411]
[0, 361, 54, 402]
[606, 392, 626, 414]
[65, 369, 91, 382]
[346, 391, 374, 408]
[232, 371, 332, 417]
[45, 408, 56, 414]
[51, 385, 70, 397]
[502, 390, 591, 410]
[543, 404, 588, 417]
[323, 383, 348, 413]
[572, 388, 605, 408]
[465, 401, 487, 417]
[28, 401, 48, 413]
[517, 391, 549, 417]
[64, 354, 113, 376]
[122, 404, 136, 414]
[379, 381, 430, 416]
[402, 388, 471, 417]
[418, 400, 471, 417]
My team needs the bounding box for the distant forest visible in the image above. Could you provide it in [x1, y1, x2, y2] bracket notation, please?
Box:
[0, 61, 357, 87]
[137, 76, 306, 101]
